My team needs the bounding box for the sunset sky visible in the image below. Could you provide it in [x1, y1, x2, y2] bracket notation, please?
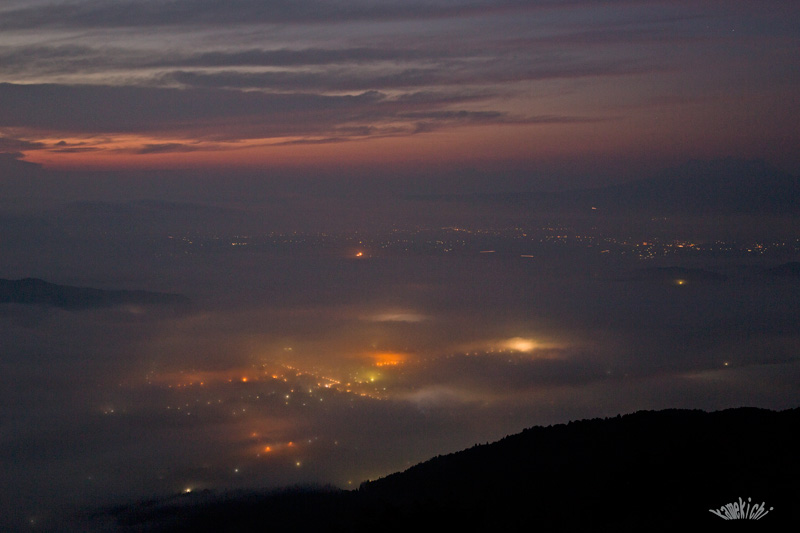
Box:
[1, 0, 798, 181]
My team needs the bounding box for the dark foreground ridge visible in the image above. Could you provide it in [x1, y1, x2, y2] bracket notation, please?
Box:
[106, 407, 799, 531]
[0, 277, 191, 311]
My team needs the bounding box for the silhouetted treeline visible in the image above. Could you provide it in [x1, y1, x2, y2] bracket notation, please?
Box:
[107, 407, 799, 531]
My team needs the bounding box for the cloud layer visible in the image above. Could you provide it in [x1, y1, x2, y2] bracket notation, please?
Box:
[1, 1, 797, 171]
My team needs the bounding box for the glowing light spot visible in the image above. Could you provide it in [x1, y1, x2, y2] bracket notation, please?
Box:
[355, 251, 364, 257]
[503, 337, 538, 352]
[264, 446, 272, 453]
[241, 377, 248, 382]
[183, 487, 193, 494]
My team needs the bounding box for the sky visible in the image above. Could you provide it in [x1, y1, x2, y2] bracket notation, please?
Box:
[1, 0, 799, 185]
[1, 2, 799, 531]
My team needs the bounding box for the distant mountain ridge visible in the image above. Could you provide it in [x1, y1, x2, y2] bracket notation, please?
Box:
[616, 263, 800, 283]
[766, 261, 800, 277]
[619, 266, 728, 283]
[0, 277, 191, 310]
[107, 407, 800, 531]
[423, 158, 800, 215]
[586, 158, 800, 214]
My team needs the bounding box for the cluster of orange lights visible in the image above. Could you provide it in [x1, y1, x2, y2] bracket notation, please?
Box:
[264, 441, 293, 453]
[370, 352, 407, 367]
[251, 438, 299, 457]
[150, 366, 300, 389]
[149, 368, 267, 388]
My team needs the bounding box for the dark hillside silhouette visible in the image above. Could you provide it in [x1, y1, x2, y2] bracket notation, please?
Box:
[0, 277, 191, 311]
[107, 407, 799, 531]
